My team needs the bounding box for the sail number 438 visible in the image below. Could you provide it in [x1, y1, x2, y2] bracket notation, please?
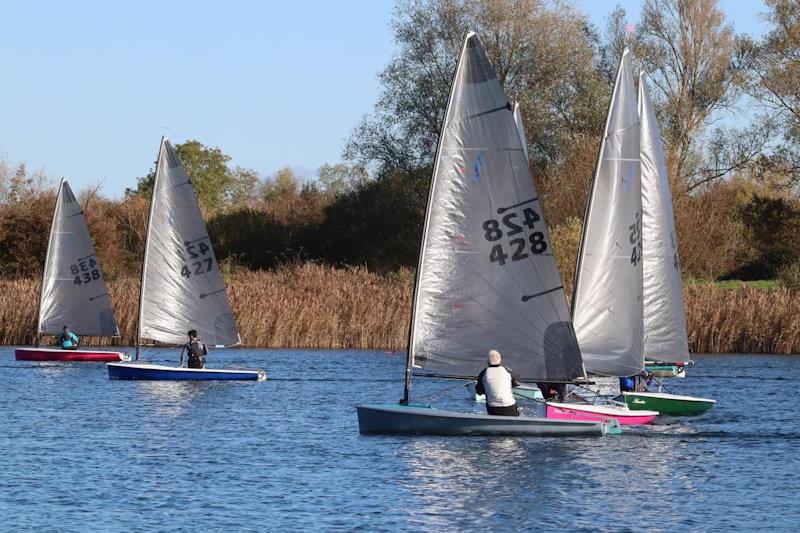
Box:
[482, 207, 547, 266]
[71, 258, 101, 285]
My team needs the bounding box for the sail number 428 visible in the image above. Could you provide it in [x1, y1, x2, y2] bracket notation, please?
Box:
[482, 207, 547, 266]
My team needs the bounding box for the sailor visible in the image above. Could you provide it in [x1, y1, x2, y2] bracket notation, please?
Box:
[475, 350, 520, 416]
[179, 330, 208, 369]
[619, 376, 636, 392]
[60, 325, 79, 350]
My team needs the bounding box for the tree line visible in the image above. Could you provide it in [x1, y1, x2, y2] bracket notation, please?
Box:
[2, 0, 800, 285]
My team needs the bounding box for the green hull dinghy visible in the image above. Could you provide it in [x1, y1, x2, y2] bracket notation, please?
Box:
[623, 391, 715, 416]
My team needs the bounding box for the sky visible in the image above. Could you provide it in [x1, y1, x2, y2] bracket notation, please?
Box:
[0, 1, 770, 198]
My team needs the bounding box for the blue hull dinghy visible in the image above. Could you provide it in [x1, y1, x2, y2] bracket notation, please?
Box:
[108, 362, 266, 381]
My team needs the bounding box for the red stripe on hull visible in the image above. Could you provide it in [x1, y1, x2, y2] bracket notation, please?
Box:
[15, 348, 124, 362]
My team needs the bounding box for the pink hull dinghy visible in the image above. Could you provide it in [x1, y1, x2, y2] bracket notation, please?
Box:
[546, 401, 658, 425]
[15, 347, 128, 362]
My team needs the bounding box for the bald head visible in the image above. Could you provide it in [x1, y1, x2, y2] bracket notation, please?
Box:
[488, 350, 502, 365]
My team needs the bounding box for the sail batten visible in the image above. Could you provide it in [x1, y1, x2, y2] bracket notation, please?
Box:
[409, 33, 583, 382]
[137, 138, 238, 346]
[572, 49, 644, 377]
[639, 74, 690, 361]
[37, 180, 119, 336]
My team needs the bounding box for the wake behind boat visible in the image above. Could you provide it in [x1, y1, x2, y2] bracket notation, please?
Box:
[107, 137, 264, 382]
[15, 179, 125, 363]
[356, 32, 618, 437]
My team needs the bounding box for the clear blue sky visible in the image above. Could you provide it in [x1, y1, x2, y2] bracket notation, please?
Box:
[0, 1, 768, 197]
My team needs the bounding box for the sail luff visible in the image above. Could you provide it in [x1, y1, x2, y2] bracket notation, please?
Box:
[572, 49, 644, 377]
[404, 32, 474, 400]
[36, 179, 65, 336]
[135, 137, 164, 359]
[410, 32, 583, 382]
[639, 73, 690, 361]
[571, 51, 629, 316]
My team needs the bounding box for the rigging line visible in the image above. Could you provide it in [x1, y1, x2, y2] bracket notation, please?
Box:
[88, 292, 109, 301]
[604, 121, 639, 139]
[77, 253, 98, 261]
[184, 235, 211, 244]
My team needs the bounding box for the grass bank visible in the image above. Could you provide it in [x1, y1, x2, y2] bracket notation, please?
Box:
[1, 264, 797, 353]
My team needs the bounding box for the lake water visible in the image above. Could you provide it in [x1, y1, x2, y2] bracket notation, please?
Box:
[1, 348, 798, 531]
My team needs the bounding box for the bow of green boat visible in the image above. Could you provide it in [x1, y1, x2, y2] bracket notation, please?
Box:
[623, 391, 716, 416]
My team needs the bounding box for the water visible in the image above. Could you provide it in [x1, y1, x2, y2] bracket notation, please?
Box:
[1, 349, 798, 532]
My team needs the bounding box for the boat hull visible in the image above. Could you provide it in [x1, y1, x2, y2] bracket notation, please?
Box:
[546, 402, 658, 425]
[107, 362, 266, 381]
[356, 404, 619, 436]
[467, 382, 544, 402]
[15, 347, 128, 362]
[623, 392, 715, 416]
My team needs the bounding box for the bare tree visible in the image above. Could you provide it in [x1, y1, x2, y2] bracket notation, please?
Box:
[635, 0, 744, 190]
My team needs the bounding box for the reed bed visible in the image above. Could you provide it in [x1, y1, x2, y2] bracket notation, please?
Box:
[1, 264, 798, 353]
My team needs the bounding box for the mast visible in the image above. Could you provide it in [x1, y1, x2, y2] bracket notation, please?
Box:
[571, 50, 629, 316]
[402, 32, 474, 404]
[135, 137, 163, 361]
[35, 179, 65, 346]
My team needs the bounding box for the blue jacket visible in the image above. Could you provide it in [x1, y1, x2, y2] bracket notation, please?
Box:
[60, 331, 79, 349]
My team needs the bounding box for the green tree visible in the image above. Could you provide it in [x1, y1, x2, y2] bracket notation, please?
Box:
[344, 0, 608, 177]
[127, 140, 234, 213]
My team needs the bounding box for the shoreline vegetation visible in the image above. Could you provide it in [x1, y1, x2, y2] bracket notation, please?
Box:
[1, 263, 797, 354]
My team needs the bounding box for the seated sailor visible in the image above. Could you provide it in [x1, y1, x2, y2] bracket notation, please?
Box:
[60, 325, 79, 350]
[475, 350, 520, 417]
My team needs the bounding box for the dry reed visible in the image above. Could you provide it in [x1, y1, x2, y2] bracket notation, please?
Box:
[1, 264, 798, 353]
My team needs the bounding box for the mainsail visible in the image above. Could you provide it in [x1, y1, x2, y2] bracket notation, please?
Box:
[137, 138, 239, 346]
[572, 49, 643, 377]
[639, 74, 689, 361]
[513, 102, 530, 163]
[409, 33, 583, 381]
[37, 180, 119, 336]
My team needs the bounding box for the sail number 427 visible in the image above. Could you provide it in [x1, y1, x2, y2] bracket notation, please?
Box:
[482, 207, 547, 266]
[180, 241, 214, 278]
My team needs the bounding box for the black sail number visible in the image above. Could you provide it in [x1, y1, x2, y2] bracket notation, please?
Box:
[482, 206, 548, 266]
[71, 258, 101, 285]
[179, 240, 214, 278]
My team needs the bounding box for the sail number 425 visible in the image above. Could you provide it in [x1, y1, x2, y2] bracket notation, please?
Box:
[482, 207, 547, 266]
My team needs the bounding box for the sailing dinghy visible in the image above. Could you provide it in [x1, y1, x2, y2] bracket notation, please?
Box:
[107, 138, 264, 381]
[622, 73, 714, 415]
[356, 32, 619, 437]
[15, 180, 126, 362]
[546, 50, 658, 425]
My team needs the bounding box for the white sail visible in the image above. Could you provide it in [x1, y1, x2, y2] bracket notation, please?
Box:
[572, 49, 643, 377]
[639, 74, 689, 361]
[513, 102, 530, 163]
[38, 180, 119, 336]
[409, 33, 583, 381]
[138, 138, 239, 346]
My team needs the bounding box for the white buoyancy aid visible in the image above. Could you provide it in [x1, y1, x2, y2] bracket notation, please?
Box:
[481, 366, 516, 407]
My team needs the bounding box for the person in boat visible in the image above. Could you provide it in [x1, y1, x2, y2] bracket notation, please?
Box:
[475, 350, 520, 417]
[60, 325, 79, 350]
[537, 382, 565, 401]
[619, 376, 636, 392]
[179, 330, 208, 369]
